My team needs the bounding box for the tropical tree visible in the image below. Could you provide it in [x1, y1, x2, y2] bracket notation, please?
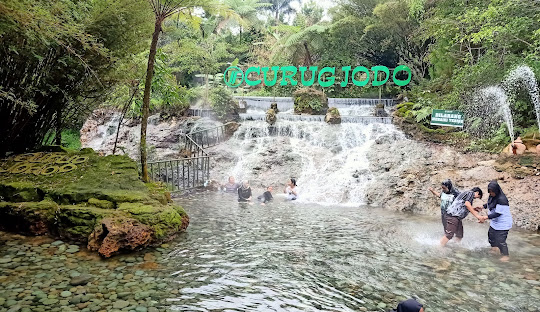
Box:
[0, 0, 152, 156]
[266, 0, 294, 24]
[140, 0, 233, 182]
[272, 24, 328, 66]
[223, 0, 270, 37]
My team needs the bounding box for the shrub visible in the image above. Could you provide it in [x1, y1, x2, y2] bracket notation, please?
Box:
[293, 88, 328, 115]
[210, 87, 238, 121]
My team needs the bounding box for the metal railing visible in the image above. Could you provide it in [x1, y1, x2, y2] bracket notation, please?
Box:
[184, 122, 233, 150]
[147, 157, 210, 191]
[145, 123, 236, 191]
[188, 108, 215, 118]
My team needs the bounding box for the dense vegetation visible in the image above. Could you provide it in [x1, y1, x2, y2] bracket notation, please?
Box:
[1, 0, 539, 156]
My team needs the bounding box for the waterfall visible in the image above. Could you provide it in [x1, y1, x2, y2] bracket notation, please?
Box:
[223, 119, 402, 206]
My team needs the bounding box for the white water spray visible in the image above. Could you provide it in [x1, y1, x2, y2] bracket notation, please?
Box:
[503, 65, 540, 130]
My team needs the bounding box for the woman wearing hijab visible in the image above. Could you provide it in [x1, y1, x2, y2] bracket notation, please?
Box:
[429, 179, 460, 232]
[477, 180, 513, 262]
[388, 298, 424, 312]
[237, 180, 252, 203]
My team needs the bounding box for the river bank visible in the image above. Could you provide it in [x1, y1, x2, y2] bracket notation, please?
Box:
[366, 116, 540, 231]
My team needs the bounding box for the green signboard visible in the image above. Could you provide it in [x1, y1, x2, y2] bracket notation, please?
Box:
[430, 109, 464, 128]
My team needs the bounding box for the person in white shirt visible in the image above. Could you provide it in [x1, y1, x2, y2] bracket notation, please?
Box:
[284, 178, 299, 200]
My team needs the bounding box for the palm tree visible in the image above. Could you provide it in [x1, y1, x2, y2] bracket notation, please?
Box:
[272, 24, 328, 67]
[140, 0, 231, 182]
[267, 0, 294, 24]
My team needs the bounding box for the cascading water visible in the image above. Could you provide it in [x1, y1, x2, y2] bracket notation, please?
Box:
[503, 65, 540, 130]
[222, 119, 403, 206]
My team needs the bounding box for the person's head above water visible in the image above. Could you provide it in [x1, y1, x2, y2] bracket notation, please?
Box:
[228, 176, 235, 183]
[267, 186, 273, 192]
[471, 186, 483, 199]
[288, 178, 297, 187]
[242, 180, 250, 188]
[390, 298, 424, 312]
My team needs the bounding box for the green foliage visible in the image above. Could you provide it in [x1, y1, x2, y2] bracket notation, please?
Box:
[61, 130, 82, 150]
[210, 87, 238, 121]
[0, 0, 153, 156]
[293, 88, 328, 114]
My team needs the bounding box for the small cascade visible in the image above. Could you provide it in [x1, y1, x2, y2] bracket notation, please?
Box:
[234, 96, 396, 112]
[224, 119, 403, 205]
[239, 113, 392, 124]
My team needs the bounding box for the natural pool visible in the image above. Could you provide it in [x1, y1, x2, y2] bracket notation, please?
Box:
[1, 193, 539, 311]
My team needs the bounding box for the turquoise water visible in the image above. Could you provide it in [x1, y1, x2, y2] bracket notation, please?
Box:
[1, 193, 539, 311]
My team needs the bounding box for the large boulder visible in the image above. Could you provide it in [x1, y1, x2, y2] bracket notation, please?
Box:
[293, 88, 328, 115]
[0, 150, 189, 257]
[266, 109, 277, 125]
[325, 107, 341, 124]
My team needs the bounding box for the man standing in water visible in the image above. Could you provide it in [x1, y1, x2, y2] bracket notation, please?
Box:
[440, 187, 484, 246]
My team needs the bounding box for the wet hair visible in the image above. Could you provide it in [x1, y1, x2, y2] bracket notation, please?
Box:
[290, 178, 297, 186]
[266, 186, 272, 190]
[471, 186, 483, 199]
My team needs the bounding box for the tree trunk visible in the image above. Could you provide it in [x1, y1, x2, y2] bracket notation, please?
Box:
[304, 42, 312, 67]
[140, 18, 162, 183]
[55, 106, 62, 145]
[205, 73, 209, 107]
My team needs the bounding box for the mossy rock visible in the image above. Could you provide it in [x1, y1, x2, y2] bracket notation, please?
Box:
[0, 181, 43, 202]
[55, 205, 119, 241]
[88, 198, 115, 209]
[293, 88, 328, 115]
[0, 149, 189, 255]
[0, 200, 58, 235]
[118, 202, 188, 240]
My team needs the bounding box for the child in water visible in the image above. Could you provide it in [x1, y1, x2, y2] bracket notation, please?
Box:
[429, 179, 459, 232]
[476, 180, 513, 262]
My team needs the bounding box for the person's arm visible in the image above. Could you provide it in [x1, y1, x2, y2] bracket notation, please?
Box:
[487, 211, 502, 219]
[247, 188, 252, 200]
[428, 187, 441, 198]
[465, 201, 482, 220]
[290, 187, 298, 196]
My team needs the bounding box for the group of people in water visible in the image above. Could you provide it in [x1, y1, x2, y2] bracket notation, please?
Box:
[220, 176, 299, 204]
[429, 179, 513, 262]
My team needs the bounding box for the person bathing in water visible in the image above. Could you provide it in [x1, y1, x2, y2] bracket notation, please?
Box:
[284, 178, 299, 200]
[257, 186, 273, 205]
[440, 187, 484, 247]
[429, 179, 459, 232]
[476, 180, 513, 262]
[222, 176, 239, 193]
[237, 180, 252, 203]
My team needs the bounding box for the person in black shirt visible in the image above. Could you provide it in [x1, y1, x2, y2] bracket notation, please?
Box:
[258, 186, 273, 205]
[238, 181, 252, 203]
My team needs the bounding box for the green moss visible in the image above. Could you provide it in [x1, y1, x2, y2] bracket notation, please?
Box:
[117, 202, 155, 214]
[55, 205, 119, 240]
[88, 198, 115, 209]
[0, 181, 43, 202]
[0, 149, 189, 245]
